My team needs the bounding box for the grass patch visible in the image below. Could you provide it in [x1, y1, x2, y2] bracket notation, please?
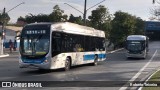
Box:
[142, 70, 160, 90]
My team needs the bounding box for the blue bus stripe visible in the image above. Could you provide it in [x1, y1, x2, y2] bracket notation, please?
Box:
[84, 54, 106, 61]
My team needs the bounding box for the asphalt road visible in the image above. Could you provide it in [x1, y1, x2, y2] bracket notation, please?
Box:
[0, 41, 160, 90]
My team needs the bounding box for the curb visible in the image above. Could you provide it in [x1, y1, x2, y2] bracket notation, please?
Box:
[0, 54, 9, 58]
[138, 68, 160, 90]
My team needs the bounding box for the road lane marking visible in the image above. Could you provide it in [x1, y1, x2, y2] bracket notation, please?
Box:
[119, 50, 157, 90]
[108, 48, 124, 54]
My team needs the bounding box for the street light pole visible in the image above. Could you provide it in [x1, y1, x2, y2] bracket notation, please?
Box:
[0, 2, 25, 55]
[153, 0, 155, 3]
[83, 0, 87, 25]
[64, 0, 106, 25]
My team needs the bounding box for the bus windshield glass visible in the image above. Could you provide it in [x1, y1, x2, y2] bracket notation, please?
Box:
[20, 24, 50, 58]
[127, 40, 145, 52]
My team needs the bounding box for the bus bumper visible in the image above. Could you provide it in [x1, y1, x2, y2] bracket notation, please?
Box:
[19, 61, 51, 69]
[126, 53, 146, 58]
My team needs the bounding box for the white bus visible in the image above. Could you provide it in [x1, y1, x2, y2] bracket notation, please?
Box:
[126, 35, 149, 59]
[19, 22, 106, 70]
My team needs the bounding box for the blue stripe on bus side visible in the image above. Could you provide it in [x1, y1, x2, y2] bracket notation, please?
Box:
[98, 54, 107, 59]
[84, 54, 95, 60]
[21, 57, 46, 64]
[84, 54, 106, 61]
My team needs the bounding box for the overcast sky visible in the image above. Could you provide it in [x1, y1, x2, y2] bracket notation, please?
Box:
[0, 0, 156, 23]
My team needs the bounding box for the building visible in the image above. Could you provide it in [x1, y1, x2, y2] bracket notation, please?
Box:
[0, 26, 22, 48]
[145, 21, 160, 40]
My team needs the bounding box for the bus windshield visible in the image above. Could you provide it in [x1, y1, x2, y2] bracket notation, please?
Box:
[20, 24, 50, 58]
[127, 41, 145, 52]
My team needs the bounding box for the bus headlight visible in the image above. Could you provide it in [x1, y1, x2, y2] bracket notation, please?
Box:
[44, 60, 48, 63]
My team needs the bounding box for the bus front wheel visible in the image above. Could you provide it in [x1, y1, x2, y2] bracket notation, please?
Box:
[64, 57, 71, 71]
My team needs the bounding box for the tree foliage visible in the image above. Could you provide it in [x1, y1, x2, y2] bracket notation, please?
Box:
[134, 17, 145, 35]
[149, 0, 160, 20]
[49, 5, 68, 22]
[24, 13, 50, 23]
[17, 16, 25, 22]
[68, 14, 83, 25]
[88, 5, 111, 38]
[17, 5, 68, 24]
[89, 5, 111, 30]
[0, 13, 10, 24]
[109, 11, 144, 49]
[150, 4, 160, 20]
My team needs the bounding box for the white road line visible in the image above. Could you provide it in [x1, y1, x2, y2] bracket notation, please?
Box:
[119, 50, 157, 90]
[108, 48, 124, 54]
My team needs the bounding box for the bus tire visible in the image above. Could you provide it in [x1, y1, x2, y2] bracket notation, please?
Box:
[143, 55, 146, 59]
[64, 57, 71, 71]
[93, 55, 98, 66]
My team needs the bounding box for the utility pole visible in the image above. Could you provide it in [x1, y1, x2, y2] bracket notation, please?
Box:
[83, 0, 87, 25]
[153, 0, 155, 4]
[1, 8, 5, 55]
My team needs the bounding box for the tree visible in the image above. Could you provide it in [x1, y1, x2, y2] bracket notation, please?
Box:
[17, 16, 25, 22]
[109, 11, 137, 49]
[68, 14, 83, 25]
[17, 5, 68, 24]
[68, 14, 74, 22]
[49, 5, 68, 22]
[150, 0, 160, 20]
[134, 17, 145, 35]
[88, 5, 111, 39]
[0, 12, 10, 24]
[36, 14, 50, 22]
[88, 5, 111, 30]
[25, 13, 35, 23]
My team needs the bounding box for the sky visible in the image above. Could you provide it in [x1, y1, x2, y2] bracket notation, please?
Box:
[0, 0, 157, 23]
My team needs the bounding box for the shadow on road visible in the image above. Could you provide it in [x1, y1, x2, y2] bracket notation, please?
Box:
[126, 57, 146, 61]
[20, 62, 105, 75]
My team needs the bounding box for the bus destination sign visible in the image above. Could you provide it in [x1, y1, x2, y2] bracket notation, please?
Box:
[25, 30, 46, 35]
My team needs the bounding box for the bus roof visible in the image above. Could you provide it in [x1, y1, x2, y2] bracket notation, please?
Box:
[50, 22, 105, 38]
[127, 35, 147, 40]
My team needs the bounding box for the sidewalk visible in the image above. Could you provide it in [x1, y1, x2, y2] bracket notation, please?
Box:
[0, 54, 9, 58]
[0, 48, 19, 58]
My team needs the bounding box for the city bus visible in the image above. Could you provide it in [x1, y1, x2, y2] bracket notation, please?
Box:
[126, 35, 149, 59]
[19, 22, 106, 70]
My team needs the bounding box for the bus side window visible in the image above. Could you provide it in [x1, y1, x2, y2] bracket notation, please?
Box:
[52, 32, 62, 57]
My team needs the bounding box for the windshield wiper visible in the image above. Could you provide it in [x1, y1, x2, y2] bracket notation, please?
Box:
[35, 35, 42, 42]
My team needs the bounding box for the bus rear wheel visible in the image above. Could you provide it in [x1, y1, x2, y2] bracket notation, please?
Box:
[64, 57, 71, 71]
